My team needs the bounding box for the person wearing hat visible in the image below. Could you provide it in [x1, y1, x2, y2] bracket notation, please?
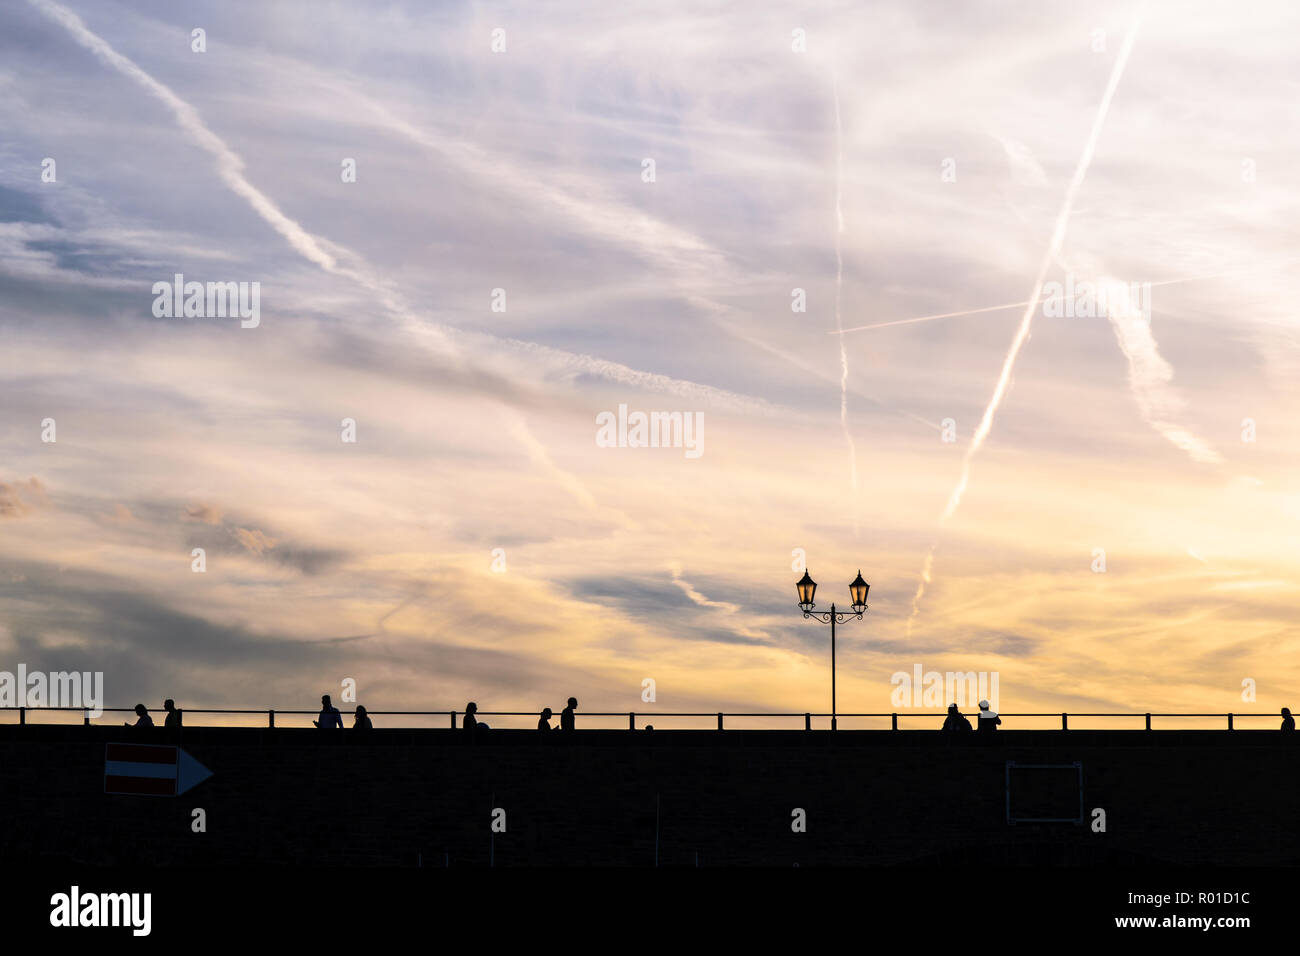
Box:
[1282, 707, 1294, 732]
[538, 707, 554, 731]
[977, 699, 1001, 733]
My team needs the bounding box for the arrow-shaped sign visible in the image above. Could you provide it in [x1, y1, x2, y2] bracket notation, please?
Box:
[104, 743, 213, 796]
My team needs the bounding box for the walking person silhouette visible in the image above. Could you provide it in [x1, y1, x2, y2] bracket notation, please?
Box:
[314, 694, 344, 730]
[162, 698, 182, 731]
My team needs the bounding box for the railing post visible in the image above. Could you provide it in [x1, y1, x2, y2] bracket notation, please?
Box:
[716, 712, 723, 731]
[804, 712, 811, 731]
[1227, 713, 1234, 731]
[83, 709, 90, 727]
[891, 713, 898, 730]
[268, 709, 275, 728]
[1145, 713, 1151, 730]
[629, 712, 635, 731]
[450, 711, 457, 729]
[1061, 713, 1068, 731]
[18, 706, 24, 726]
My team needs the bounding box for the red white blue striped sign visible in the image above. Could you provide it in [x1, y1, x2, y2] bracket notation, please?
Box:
[104, 743, 212, 796]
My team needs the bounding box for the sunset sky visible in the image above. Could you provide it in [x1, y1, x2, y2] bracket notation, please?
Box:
[2, 0, 1298, 729]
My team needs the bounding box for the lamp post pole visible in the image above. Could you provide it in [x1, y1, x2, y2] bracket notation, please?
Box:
[796, 570, 869, 731]
[830, 605, 837, 727]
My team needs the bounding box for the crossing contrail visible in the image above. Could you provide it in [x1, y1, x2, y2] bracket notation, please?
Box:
[907, 3, 1147, 632]
[832, 266, 1283, 336]
[832, 73, 859, 502]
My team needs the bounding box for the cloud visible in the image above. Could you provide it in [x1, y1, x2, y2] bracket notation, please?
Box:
[1101, 276, 1222, 464]
[668, 563, 740, 614]
[992, 134, 1050, 188]
[25, 0, 781, 419]
[184, 516, 343, 573]
[183, 503, 223, 525]
[0, 477, 47, 518]
[230, 527, 277, 555]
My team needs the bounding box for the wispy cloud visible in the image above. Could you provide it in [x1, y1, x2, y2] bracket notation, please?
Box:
[1100, 274, 1222, 464]
[908, 4, 1147, 629]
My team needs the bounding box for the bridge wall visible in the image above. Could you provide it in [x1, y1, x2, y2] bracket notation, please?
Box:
[2, 728, 1295, 866]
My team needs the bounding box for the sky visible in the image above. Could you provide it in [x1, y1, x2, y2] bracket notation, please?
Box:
[2, 0, 1298, 729]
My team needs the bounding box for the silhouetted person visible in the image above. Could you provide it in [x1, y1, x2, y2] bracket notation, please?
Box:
[352, 705, 372, 731]
[462, 702, 489, 731]
[977, 699, 1001, 733]
[125, 703, 153, 729]
[941, 703, 972, 734]
[314, 694, 343, 730]
[1283, 707, 1295, 732]
[163, 698, 182, 731]
[538, 707, 553, 731]
[561, 697, 577, 732]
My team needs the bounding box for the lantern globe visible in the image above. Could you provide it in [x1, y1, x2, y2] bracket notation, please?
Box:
[849, 570, 869, 611]
[796, 570, 817, 609]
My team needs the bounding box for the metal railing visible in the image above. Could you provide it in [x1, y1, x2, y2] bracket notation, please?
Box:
[0, 706, 1286, 731]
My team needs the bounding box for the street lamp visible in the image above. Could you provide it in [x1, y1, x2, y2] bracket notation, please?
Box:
[795, 569, 870, 730]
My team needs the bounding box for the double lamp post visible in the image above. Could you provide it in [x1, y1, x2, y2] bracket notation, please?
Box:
[795, 568, 869, 730]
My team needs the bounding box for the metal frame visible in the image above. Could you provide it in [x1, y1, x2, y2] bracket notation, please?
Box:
[1005, 761, 1084, 825]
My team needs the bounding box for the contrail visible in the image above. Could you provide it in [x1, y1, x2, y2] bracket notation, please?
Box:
[24, 0, 449, 350]
[28, 0, 786, 416]
[832, 266, 1286, 335]
[1101, 275, 1221, 464]
[832, 73, 859, 500]
[907, 4, 1147, 631]
[837, 300, 1045, 334]
[716, 314, 944, 431]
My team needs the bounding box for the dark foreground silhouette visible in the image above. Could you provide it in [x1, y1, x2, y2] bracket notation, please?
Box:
[7, 720, 1300, 868]
[941, 703, 972, 734]
[313, 695, 343, 731]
